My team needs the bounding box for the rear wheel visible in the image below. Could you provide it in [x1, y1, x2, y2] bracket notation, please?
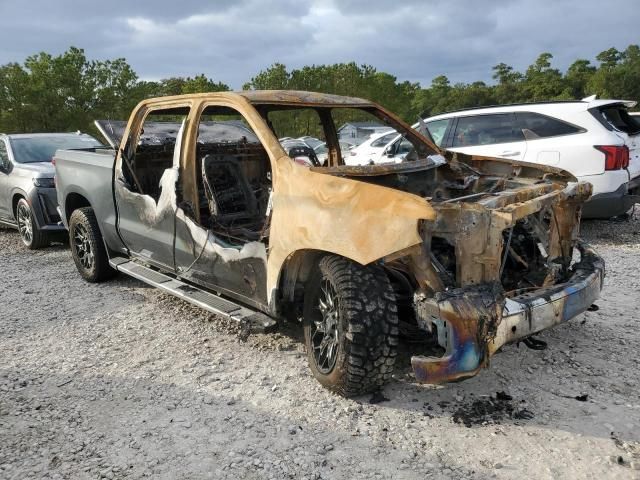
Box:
[16, 198, 48, 249]
[69, 207, 115, 282]
[303, 255, 399, 397]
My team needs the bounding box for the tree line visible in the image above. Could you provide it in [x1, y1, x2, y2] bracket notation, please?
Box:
[0, 45, 638, 137]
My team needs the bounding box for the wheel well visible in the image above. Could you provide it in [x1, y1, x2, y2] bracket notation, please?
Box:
[65, 193, 91, 222]
[11, 194, 25, 217]
[277, 249, 326, 314]
[276, 249, 387, 318]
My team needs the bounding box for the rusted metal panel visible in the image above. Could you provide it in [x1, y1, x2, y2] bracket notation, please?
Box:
[238, 90, 373, 106]
[412, 242, 604, 384]
[412, 283, 504, 383]
[267, 157, 437, 295]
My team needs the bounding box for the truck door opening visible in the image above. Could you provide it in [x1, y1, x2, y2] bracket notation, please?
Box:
[115, 106, 190, 270]
[193, 106, 273, 246]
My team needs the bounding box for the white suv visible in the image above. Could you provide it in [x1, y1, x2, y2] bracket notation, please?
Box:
[420, 98, 640, 218]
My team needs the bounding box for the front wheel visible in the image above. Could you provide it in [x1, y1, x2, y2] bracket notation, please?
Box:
[68, 207, 115, 283]
[16, 198, 48, 249]
[303, 255, 399, 397]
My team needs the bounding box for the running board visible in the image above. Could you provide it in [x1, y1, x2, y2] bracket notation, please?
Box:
[109, 258, 276, 333]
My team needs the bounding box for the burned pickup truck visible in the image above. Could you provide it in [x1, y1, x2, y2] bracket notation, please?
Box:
[54, 91, 604, 397]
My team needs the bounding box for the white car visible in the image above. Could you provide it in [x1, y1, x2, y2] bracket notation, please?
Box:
[420, 97, 640, 218]
[298, 135, 324, 150]
[346, 131, 405, 165]
[313, 141, 355, 165]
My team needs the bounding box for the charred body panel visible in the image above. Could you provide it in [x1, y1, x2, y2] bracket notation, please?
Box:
[412, 243, 603, 383]
[398, 152, 600, 383]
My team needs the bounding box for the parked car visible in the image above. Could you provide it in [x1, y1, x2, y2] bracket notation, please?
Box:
[0, 132, 102, 248]
[421, 98, 640, 218]
[345, 129, 422, 166]
[346, 131, 400, 165]
[280, 138, 320, 166]
[337, 121, 393, 146]
[313, 140, 355, 165]
[298, 136, 324, 150]
[55, 91, 602, 397]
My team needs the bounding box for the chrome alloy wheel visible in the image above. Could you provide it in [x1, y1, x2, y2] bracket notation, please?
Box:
[73, 223, 94, 270]
[311, 280, 340, 374]
[16, 202, 33, 245]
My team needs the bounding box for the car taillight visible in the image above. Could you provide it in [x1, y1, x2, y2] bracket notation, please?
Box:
[595, 145, 629, 170]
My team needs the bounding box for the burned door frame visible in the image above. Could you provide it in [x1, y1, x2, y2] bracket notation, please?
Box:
[113, 92, 439, 315]
[172, 99, 279, 311]
[114, 101, 193, 272]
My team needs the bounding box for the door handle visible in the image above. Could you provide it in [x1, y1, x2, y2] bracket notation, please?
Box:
[500, 151, 520, 157]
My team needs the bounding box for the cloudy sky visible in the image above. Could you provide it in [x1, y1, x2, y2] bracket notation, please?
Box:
[0, 0, 638, 88]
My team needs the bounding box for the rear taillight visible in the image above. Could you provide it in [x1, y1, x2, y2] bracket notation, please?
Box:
[595, 145, 629, 170]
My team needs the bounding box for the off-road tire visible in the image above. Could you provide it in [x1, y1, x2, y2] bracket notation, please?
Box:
[16, 198, 48, 249]
[303, 255, 399, 397]
[69, 207, 115, 283]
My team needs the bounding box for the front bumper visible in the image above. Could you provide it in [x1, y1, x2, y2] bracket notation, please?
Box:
[411, 242, 605, 384]
[28, 187, 65, 231]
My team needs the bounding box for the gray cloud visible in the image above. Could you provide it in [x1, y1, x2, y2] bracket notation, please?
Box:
[0, 0, 637, 88]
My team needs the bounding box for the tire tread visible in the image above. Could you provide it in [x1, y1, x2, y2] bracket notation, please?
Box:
[69, 207, 115, 283]
[304, 254, 399, 397]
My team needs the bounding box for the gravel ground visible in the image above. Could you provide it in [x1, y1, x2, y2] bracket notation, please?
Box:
[1, 214, 639, 480]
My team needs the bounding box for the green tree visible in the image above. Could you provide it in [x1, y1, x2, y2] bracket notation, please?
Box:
[492, 62, 523, 103]
[0, 47, 139, 134]
[588, 45, 640, 103]
[522, 53, 570, 100]
[243, 63, 290, 90]
[2, 44, 640, 136]
[565, 59, 596, 98]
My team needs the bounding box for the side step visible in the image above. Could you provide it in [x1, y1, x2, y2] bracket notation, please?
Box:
[109, 258, 276, 333]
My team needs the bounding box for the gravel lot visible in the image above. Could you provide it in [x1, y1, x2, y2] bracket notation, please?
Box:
[1, 214, 639, 480]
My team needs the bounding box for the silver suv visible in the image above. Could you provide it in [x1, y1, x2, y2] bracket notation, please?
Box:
[0, 133, 102, 248]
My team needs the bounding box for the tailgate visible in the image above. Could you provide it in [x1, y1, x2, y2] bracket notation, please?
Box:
[591, 103, 640, 179]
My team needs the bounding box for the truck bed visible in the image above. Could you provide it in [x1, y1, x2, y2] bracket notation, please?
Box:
[54, 147, 124, 253]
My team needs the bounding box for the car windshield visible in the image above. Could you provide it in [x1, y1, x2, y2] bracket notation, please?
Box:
[10, 135, 103, 163]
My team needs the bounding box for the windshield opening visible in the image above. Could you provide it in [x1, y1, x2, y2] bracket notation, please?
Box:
[10, 135, 103, 163]
[254, 104, 438, 168]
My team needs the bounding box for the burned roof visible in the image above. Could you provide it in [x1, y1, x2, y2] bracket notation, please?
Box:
[133, 90, 375, 109]
[237, 90, 372, 106]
